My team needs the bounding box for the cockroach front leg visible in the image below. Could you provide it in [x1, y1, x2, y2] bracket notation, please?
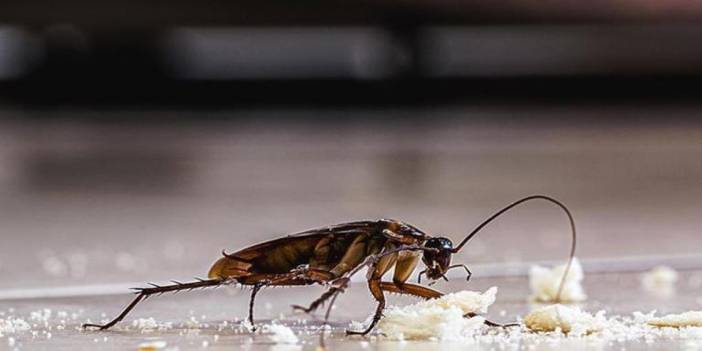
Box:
[346, 278, 385, 336]
[378, 281, 443, 299]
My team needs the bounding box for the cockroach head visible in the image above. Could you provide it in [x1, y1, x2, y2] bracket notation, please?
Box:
[422, 237, 454, 280]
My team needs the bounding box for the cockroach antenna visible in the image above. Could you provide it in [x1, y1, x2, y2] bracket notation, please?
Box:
[451, 195, 577, 301]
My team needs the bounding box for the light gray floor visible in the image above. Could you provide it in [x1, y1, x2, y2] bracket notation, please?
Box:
[1, 270, 701, 350]
[1, 105, 702, 349]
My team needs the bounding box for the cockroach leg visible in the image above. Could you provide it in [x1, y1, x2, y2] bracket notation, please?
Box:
[417, 269, 427, 284]
[291, 288, 338, 314]
[82, 278, 225, 331]
[378, 281, 442, 299]
[292, 276, 349, 314]
[346, 278, 385, 336]
[465, 312, 519, 328]
[248, 282, 266, 330]
[445, 264, 472, 282]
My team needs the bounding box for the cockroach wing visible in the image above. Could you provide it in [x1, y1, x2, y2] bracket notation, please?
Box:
[208, 221, 378, 279]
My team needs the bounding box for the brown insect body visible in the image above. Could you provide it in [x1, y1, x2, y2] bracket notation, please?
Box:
[209, 220, 425, 285]
[83, 195, 576, 336]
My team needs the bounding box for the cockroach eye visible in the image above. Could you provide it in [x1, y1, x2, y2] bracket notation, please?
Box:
[425, 237, 453, 251]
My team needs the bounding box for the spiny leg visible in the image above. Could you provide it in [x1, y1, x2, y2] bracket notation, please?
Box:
[344, 246, 403, 336]
[379, 281, 443, 299]
[291, 287, 339, 313]
[348, 250, 433, 333]
[242, 269, 332, 329]
[319, 245, 439, 336]
[344, 282, 441, 336]
[290, 270, 347, 313]
[346, 278, 385, 336]
[248, 282, 265, 330]
[293, 235, 372, 314]
[83, 278, 224, 330]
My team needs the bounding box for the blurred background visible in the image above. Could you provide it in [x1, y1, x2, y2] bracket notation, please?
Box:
[1, 1, 702, 292]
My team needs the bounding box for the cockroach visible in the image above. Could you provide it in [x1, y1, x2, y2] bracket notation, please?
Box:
[83, 195, 576, 335]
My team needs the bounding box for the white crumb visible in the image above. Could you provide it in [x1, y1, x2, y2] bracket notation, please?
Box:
[524, 304, 607, 336]
[185, 316, 202, 329]
[374, 287, 497, 341]
[133, 318, 159, 331]
[0, 317, 31, 335]
[30, 309, 52, 323]
[642, 266, 679, 298]
[264, 324, 299, 344]
[137, 340, 167, 351]
[529, 257, 587, 303]
[648, 311, 702, 328]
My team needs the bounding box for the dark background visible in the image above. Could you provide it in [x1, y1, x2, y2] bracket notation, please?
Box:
[3, 1, 702, 107]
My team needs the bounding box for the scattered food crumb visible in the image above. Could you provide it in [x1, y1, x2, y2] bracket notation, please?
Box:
[0, 317, 31, 336]
[529, 258, 587, 303]
[138, 340, 167, 351]
[524, 304, 606, 336]
[373, 287, 497, 341]
[264, 324, 299, 344]
[648, 311, 702, 328]
[642, 266, 678, 298]
[133, 318, 159, 331]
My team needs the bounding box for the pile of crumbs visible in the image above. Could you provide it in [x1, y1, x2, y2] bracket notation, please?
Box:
[529, 257, 587, 303]
[362, 287, 702, 346]
[263, 323, 299, 344]
[524, 304, 607, 335]
[0, 308, 87, 346]
[648, 311, 702, 328]
[0, 317, 31, 337]
[373, 287, 497, 341]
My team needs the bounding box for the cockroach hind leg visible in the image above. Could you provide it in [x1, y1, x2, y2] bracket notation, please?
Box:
[83, 278, 225, 331]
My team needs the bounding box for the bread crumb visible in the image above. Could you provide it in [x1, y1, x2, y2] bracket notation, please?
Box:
[648, 311, 702, 328]
[524, 304, 606, 336]
[137, 340, 167, 351]
[0, 317, 31, 335]
[375, 287, 497, 341]
[132, 318, 158, 331]
[264, 324, 299, 344]
[642, 266, 678, 298]
[529, 258, 586, 303]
